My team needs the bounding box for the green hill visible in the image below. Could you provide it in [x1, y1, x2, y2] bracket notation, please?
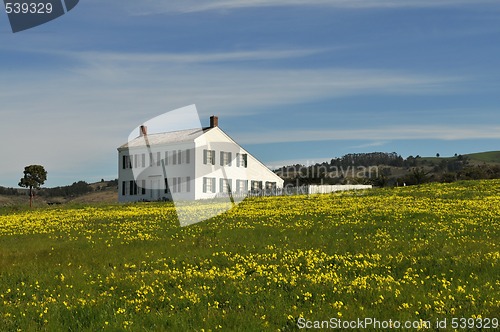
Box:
[419, 151, 500, 164]
[0, 180, 118, 207]
[465, 151, 500, 164]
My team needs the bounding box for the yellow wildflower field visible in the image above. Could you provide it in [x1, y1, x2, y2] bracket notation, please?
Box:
[0, 180, 499, 330]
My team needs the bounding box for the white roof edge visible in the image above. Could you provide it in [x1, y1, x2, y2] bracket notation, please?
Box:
[118, 127, 213, 150]
[198, 127, 284, 183]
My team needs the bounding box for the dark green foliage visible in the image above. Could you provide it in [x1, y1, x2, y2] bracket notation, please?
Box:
[40, 181, 92, 198]
[330, 152, 404, 168]
[0, 186, 20, 196]
[18, 165, 47, 190]
[277, 151, 499, 188]
[18, 165, 47, 207]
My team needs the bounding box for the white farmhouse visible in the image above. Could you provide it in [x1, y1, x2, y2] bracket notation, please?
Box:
[117, 116, 284, 202]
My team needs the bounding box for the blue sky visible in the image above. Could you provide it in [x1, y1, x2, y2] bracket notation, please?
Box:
[1, 0, 499, 187]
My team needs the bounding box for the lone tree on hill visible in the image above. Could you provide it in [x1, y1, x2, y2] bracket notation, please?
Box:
[18, 165, 47, 208]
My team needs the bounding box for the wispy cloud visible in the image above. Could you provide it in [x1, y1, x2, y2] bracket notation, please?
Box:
[349, 141, 389, 149]
[68, 48, 330, 64]
[235, 125, 500, 145]
[122, 0, 498, 15]
[1, 48, 467, 120]
[34, 49, 463, 119]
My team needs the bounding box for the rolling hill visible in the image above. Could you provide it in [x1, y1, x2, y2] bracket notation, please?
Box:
[465, 151, 500, 164]
[420, 151, 500, 164]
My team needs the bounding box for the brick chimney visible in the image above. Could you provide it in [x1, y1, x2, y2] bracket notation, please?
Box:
[210, 115, 218, 128]
[139, 125, 147, 136]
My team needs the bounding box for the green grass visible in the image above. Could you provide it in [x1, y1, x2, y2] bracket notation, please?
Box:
[465, 151, 500, 164]
[416, 150, 500, 165]
[0, 180, 499, 331]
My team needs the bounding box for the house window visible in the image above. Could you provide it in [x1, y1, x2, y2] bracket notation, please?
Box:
[141, 180, 146, 195]
[220, 151, 232, 166]
[171, 177, 182, 193]
[157, 152, 161, 167]
[173, 150, 177, 165]
[149, 153, 153, 167]
[203, 149, 215, 165]
[134, 154, 139, 168]
[165, 151, 169, 166]
[122, 155, 128, 169]
[186, 176, 191, 192]
[251, 180, 262, 192]
[265, 182, 277, 190]
[238, 153, 248, 168]
[203, 177, 216, 193]
[122, 181, 126, 195]
[185, 149, 190, 164]
[220, 178, 232, 193]
[141, 153, 146, 168]
[164, 178, 170, 193]
[203, 178, 208, 193]
[129, 180, 134, 195]
[177, 150, 182, 164]
[236, 180, 248, 193]
[237, 153, 248, 168]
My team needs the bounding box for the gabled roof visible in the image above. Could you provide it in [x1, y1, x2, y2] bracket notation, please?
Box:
[118, 127, 213, 150]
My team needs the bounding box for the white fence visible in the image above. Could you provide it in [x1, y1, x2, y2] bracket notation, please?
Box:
[215, 184, 372, 199]
[305, 184, 372, 194]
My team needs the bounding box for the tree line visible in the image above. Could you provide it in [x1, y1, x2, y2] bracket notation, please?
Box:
[277, 152, 500, 187]
[1, 176, 117, 199]
[2, 162, 116, 208]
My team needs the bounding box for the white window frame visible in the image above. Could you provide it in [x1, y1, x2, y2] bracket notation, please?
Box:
[220, 151, 232, 166]
[203, 177, 216, 193]
[251, 180, 262, 192]
[219, 178, 232, 193]
[204, 149, 215, 165]
[236, 179, 248, 193]
[237, 153, 248, 168]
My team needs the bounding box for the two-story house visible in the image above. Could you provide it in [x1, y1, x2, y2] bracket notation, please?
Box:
[117, 116, 284, 202]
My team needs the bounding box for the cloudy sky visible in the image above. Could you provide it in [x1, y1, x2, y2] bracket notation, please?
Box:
[1, 0, 499, 187]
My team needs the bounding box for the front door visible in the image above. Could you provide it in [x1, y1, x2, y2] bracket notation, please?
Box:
[150, 178, 161, 200]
